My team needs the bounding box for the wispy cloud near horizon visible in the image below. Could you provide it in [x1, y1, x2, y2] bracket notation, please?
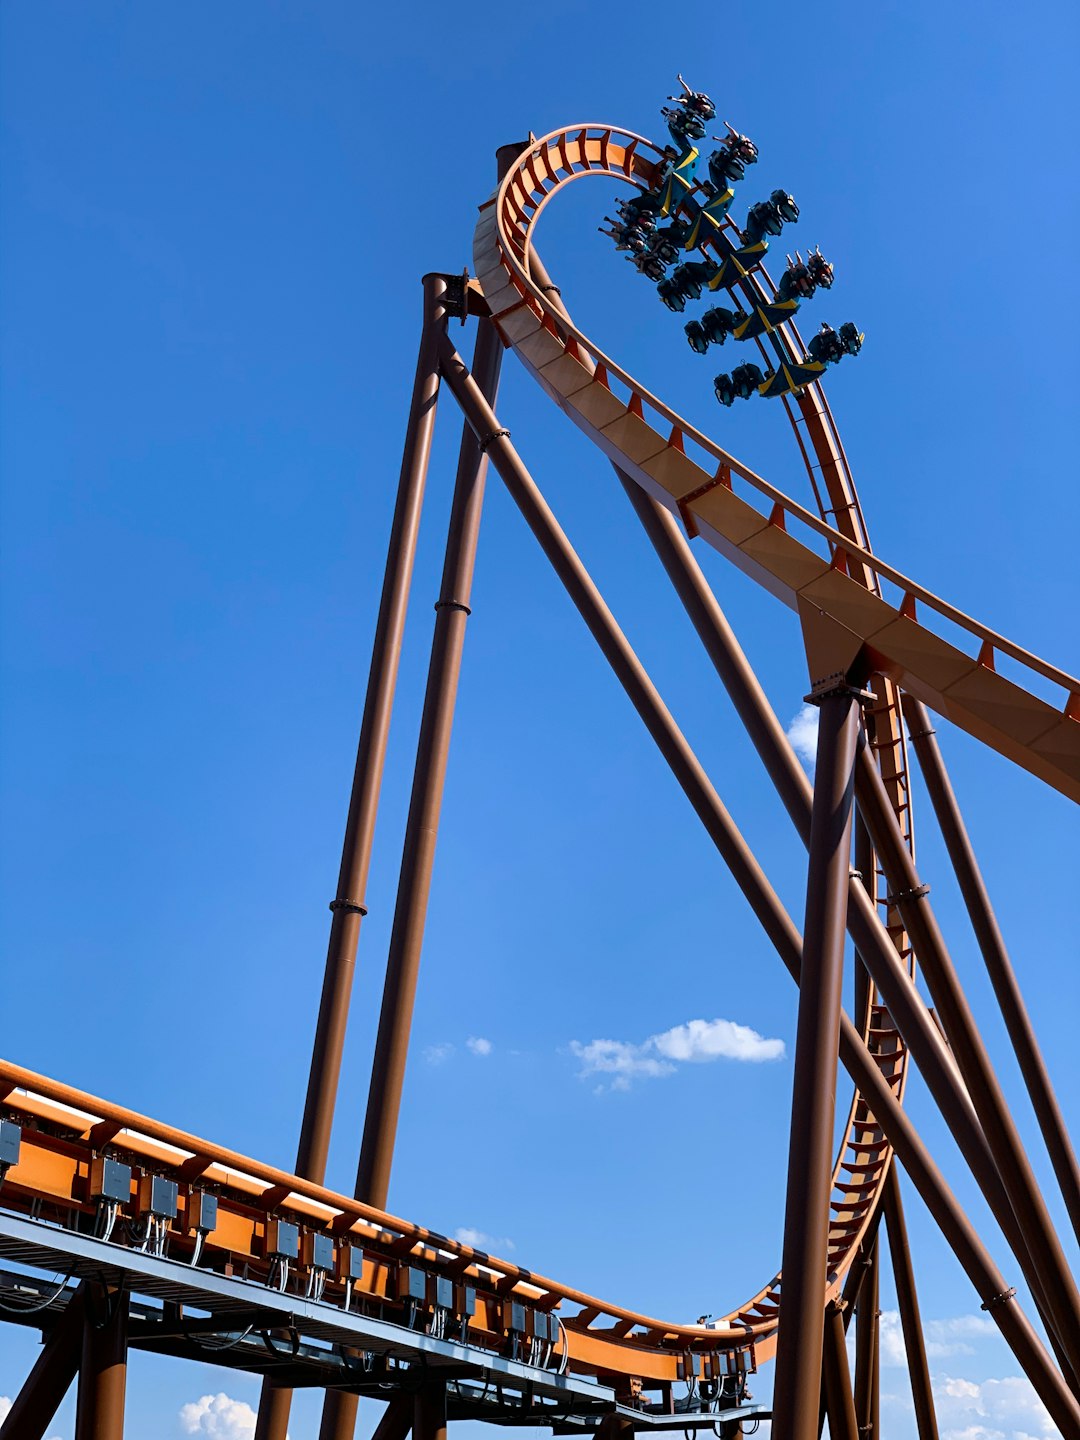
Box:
[570, 1017, 785, 1092]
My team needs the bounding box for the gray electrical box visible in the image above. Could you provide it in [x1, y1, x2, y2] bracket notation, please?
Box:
[138, 1174, 178, 1219]
[0, 1120, 20, 1169]
[90, 1156, 131, 1205]
[265, 1219, 299, 1260]
[397, 1266, 426, 1302]
[434, 1275, 453, 1311]
[188, 1190, 218, 1234]
[336, 1244, 364, 1283]
[310, 1232, 334, 1272]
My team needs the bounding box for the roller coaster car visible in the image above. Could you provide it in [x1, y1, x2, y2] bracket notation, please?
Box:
[707, 130, 759, 187]
[632, 251, 668, 282]
[743, 190, 800, 246]
[670, 260, 716, 301]
[772, 190, 800, 224]
[663, 106, 708, 146]
[602, 219, 650, 254]
[667, 74, 717, 122]
[657, 260, 718, 310]
[807, 320, 864, 366]
[686, 305, 743, 352]
[685, 320, 709, 354]
[776, 249, 834, 302]
[658, 276, 688, 312]
[714, 362, 766, 405]
[617, 198, 658, 231]
[648, 220, 692, 265]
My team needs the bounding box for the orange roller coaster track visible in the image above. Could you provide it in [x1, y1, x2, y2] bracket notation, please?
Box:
[1, 125, 1077, 1440]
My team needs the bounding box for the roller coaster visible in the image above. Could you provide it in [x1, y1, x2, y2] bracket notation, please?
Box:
[1, 89, 1078, 1440]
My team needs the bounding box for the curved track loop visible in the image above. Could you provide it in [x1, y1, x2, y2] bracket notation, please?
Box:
[471, 126, 1080, 809]
[473, 123, 919, 1369]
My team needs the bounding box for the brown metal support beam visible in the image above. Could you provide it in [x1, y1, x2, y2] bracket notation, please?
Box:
[903, 694, 1080, 1242]
[883, 1167, 940, 1440]
[0, 1285, 86, 1440]
[853, 812, 876, 1035]
[853, 1233, 880, 1440]
[413, 1384, 447, 1440]
[255, 274, 450, 1440]
[773, 688, 863, 1440]
[855, 743, 1080, 1375]
[437, 340, 1080, 1436]
[822, 1300, 860, 1440]
[74, 1283, 128, 1440]
[317, 318, 503, 1440]
[372, 1396, 413, 1440]
[614, 475, 1065, 1340]
[356, 315, 502, 1206]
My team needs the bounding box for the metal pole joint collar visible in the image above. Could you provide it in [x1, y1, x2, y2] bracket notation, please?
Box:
[329, 898, 368, 917]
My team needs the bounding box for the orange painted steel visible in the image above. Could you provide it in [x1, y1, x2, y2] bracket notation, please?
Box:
[472, 126, 1080, 803]
[0, 1060, 765, 1381]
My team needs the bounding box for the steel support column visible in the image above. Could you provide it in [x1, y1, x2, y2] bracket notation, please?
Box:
[74, 1284, 128, 1440]
[853, 812, 876, 1034]
[855, 743, 1080, 1373]
[413, 1384, 447, 1440]
[822, 1300, 860, 1440]
[883, 1167, 940, 1440]
[615, 473, 1065, 1339]
[903, 694, 1080, 1242]
[772, 686, 863, 1440]
[853, 1234, 880, 1440]
[371, 1396, 413, 1440]
[318, 318, 503, 1440]
[255, 273, 450, 1440]
[354, 321, 500, 1207]
[0, 1285, 86, 1440]
[437, 346, 1080, 1435]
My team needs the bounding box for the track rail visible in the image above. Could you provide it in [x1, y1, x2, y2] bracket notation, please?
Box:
[0, 1062, 762, 1383]
[471, 126, 1080, 805]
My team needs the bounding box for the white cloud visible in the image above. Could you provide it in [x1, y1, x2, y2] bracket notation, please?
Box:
[786, 703, 819, 769]
[569, 1038, 675, 1091]
[454, 1226, 514, 1253]
[466, 1036, 492, 1056]
[935, 1374, 1054, 1438]
[570, 1017, 784, 1091]
[180, 1392, 272, 1440]
[878, 1310, 998, 1366]
[423, 1043, 455, 1064]
[0, 1397, 61, 1440]
[652, 1017, 785, 1063]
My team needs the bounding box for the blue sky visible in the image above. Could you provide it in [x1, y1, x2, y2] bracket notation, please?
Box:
[1, 3, 1077, 1438]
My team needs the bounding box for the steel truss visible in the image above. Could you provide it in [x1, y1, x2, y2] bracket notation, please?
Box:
[1, 137, 1077, 1440]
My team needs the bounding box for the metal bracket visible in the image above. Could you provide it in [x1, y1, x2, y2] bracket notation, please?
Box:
[329, 898, 368, 917]
[434, 269, 470, 323]
[803, 674, 876, 706]
[885, 885, 930, 907]
[434, 600, 472, 616]
[980, 1286, 1016, 1312]
[478, 428, 511, 453]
